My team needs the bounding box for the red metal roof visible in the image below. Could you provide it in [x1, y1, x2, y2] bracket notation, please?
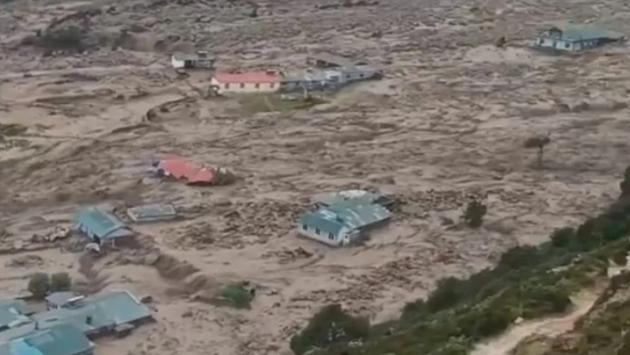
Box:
[213, 71, 281, 84]
[157, 157, 216, 185]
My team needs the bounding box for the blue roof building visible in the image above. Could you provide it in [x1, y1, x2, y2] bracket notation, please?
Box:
[0, 300, 31, 332]
[0, 324, 93, 355]
[73, 208, 133, 245]
[32, 291, 152, 338]
[297, 199, 391, 247]
[534, 24, 626, 52]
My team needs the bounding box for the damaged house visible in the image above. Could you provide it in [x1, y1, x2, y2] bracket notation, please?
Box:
[281, 53, 382, 92]
[74, 208, 133, 246]
[170, 51, 215, 69]
[534, 24, 626, 52]
[297, 196, 392, 247]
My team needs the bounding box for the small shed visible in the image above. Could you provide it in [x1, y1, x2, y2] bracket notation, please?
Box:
[45, 292, 80, 310]
[127, 204, 177, 223]
[171, 51, 214, 69]
[534, 24, 626, 52]
[73, 208, 133, 246]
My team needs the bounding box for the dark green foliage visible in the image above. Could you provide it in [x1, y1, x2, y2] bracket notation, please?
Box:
[211, 283, 254, 309]
[620, 166, 630, 198]
[612, 250, 628, 266]
[498, 245, 540, 270]
[41, 26, 85, 50]
[521, 284, 571, 318]
[50, 272, 72, 292]
[463, 200, 487, 228]
[28, 273, 50, 300]
[551, 227, 575, 248]
[290, 304, 369, 355]
[427, 278, 463, 312]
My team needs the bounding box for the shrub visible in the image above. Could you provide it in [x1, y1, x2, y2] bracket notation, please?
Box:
[290, 304, 369, 355]
[40, 26, 84, 50]
[212, 283, 253, 309]
[50, 272, 72, 292]
[427, 278, 463, 312]
[498, 245, 540, 270]
[458, 306, 514, 340]
[28, 273, 50, 299]
[612, 250, 628, 266]
[522, 284, 571, 318]
[620, 166, 630, 198]
[463, 200, 487, 228]
[551, 227, 575, 248]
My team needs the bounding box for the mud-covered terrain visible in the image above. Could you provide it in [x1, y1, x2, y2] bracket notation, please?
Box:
[1, 0, 629, 354]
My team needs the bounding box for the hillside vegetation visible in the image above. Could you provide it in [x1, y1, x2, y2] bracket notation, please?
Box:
[291, 167, 630, 355]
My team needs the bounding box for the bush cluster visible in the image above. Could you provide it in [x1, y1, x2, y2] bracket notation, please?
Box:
[28, 272, 72, 300]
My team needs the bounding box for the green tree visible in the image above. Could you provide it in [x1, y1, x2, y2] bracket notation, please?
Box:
[551, 227, 575, 248]
[28, 273, 50, 300]
[463, 200, 487, 228]
[620, 166, 630, 198]
[427, 278, 463, 312]
[499, 245, 539, 270]
[290, 304, 369, 355]
[50, 272, 72, 292]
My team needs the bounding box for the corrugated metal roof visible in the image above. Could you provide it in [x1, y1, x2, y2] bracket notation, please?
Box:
[0, 300, 30, 329]
[24, 324, 92, 355]
[44, 293, 77, 307]
[299, 209, 346, 235]
[330, 202, 391, 230]
[157, 158, 217, 185]
[127, 204, 177, 223]
[0, 324, 93, 355]
[74, 208, 132, 241]
[547, 24, 625, 41]
[213, 71, 281, 84]
[32, 291, 151, 335]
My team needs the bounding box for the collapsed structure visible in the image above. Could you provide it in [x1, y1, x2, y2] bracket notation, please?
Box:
[152, 156, 235, 186]
[297, 190, 392, 247]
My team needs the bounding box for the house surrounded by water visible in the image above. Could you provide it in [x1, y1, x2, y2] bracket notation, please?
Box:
[534, 24, 626, 52]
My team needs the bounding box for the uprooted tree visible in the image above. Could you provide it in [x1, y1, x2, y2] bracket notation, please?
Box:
[524, 133, 551, 167]
[463, 200, 487, 228]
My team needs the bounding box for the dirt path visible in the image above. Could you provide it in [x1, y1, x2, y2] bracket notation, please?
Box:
[471, 290, 599, 355]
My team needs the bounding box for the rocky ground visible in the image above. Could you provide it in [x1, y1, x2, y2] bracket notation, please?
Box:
[1, 0, 629, 354]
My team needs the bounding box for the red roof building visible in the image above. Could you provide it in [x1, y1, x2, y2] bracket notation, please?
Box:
[155, 157, 216, 185]
[211, 71, 282, 94]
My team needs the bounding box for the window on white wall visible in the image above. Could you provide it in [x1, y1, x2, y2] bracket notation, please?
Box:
[315, 228, 320, 235]
[255, 83, 260, 89]
[240, 83, 245, 88]
[328, 233, 334, 240]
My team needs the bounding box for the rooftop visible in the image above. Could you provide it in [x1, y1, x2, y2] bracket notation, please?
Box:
[0, 323, 93, 355]
[543, 24, 625, 41]
[32, 291, 151, 334]
[0, 300, 30, 330]
[213, 71, 281, 84]
[74, 208, 132, 240]
[127, 204, 177, 223]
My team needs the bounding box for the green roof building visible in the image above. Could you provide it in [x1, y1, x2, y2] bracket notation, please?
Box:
[0, 300, 30, 332]
[0, 323, 93, 355]
[534, 24, 626, 52]
[298, 198, 391, 247]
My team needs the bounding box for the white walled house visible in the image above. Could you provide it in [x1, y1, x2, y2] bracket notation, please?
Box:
[210, 71, 282, 94]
